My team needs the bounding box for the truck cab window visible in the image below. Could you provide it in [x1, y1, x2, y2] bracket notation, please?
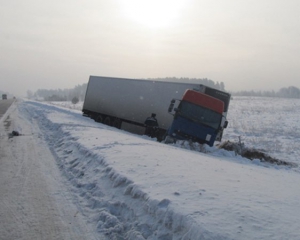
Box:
[178, 101, 222, 130]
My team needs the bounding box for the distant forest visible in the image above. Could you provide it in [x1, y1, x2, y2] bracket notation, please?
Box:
[232, 86, 300, 98]
[147, 77, 226, 90]
[28, 78, 300, 101]
[28, 84, 88, 102]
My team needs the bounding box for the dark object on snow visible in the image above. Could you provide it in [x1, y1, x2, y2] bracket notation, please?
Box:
[8, 130, 21, 138]
[12, 131, 20, 136]
[218, 140, 298, 167]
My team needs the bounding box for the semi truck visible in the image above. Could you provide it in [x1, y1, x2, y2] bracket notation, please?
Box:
[2, 94, 7, 100]
[82, 76, 231, 146]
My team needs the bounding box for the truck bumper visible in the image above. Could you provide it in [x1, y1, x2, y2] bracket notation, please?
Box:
[167, 117, 217, 146]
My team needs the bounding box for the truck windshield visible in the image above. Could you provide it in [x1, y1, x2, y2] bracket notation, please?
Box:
[177, 101, 222, 130]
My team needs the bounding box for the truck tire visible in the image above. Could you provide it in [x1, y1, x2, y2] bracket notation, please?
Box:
[103, 117, 111, 126]
[112, 118, 122, 129]
[96, 115, 103, 123]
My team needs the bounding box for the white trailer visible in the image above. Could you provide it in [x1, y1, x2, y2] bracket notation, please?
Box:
[83, 76, 201, 128]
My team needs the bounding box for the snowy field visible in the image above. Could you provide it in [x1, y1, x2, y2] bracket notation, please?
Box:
[3, 97, 300, 240]
[224, 96, 300, 166]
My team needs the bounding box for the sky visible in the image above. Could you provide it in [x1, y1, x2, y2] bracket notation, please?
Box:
[1, 0, 300, 96]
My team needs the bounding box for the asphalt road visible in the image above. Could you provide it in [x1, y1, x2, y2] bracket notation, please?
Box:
[0, 99, 15, 120]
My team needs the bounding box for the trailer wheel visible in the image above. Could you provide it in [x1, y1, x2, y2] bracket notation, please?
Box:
[96, 115, 103, 123]
[112, 118, 122, 129]
[103, 117, 111, 126]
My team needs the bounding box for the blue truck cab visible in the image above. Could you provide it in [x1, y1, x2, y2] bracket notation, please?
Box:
[166, 89, 227, 146]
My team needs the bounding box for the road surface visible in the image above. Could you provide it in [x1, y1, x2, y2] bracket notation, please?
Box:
[0, 101, 103, 240]
[0, 99, 15, 120]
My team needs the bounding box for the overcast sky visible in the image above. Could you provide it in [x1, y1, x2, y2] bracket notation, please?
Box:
[1, 0, 300, 96]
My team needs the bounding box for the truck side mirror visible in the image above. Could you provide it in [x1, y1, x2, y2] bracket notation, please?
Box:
[224, 121, 228, 128]
[168, 99, 175, 113]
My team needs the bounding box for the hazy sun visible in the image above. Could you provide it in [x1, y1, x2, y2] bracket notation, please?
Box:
[121, 0, 185, 29]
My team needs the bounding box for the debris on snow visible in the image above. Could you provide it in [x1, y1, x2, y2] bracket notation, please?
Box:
[8, 130, 21, 138]
[218, 140, 298, 167]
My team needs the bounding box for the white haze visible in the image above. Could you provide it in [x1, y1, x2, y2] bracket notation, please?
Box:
[1, 0, 300, 96]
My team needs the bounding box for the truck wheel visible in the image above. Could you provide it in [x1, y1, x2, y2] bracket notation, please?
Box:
[112, 118, 122, 129]
[96, 115, 103, 123]
[104, 117, 111, 126]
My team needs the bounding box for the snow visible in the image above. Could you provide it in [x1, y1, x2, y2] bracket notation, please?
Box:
[3, 97, 300, 240]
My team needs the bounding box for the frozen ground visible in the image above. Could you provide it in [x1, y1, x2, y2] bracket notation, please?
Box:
[1, 97, 300, 239]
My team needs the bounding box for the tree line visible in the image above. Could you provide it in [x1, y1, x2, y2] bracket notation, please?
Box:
[147, 77, 226, 91]
[232, 86, 300, 98]
[27, 84, 87, 101]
